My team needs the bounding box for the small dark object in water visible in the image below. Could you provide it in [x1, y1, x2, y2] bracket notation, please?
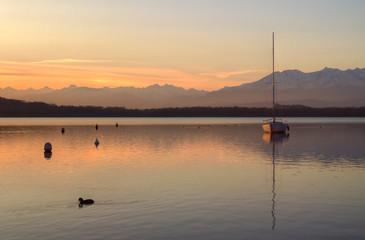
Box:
[61, 127, 65, 134]
[44, 151, 52, 159]
[95, 124, 98, 130]
[44, 142, 52, 152]
[78, 197, 94, 205]
[116, 122, 118, 127]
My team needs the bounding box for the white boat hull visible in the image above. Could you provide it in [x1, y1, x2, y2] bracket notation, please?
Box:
[262, 121, 289, 133]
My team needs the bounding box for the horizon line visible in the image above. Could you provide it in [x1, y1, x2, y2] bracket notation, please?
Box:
[0, 66, 363, 91]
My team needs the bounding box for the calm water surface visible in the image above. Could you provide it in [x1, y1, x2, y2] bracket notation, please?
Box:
[0, 118, 364, 240]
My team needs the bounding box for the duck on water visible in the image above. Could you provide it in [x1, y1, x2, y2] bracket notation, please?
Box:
[78, 197, 94, 206]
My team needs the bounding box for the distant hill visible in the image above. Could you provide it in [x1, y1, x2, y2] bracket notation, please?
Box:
[198, 68, 365, 107]
[1, 96, 364, 117]
[0, 84, 208, 109]
[1, 68, 364, 108]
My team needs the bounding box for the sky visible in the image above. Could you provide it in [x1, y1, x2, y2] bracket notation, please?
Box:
[0, 0, 364, 91]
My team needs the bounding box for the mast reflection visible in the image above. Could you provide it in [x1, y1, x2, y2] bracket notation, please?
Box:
[262, 132, 289, 231]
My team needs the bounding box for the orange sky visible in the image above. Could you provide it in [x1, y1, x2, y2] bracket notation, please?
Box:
[0, 60, 269, 90]
[0, 1, 364, 91]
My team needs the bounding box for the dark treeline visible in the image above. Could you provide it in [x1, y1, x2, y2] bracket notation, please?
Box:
[1, 97, 365, 117]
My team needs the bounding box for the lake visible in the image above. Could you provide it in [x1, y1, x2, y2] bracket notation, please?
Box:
[1, 118, 364, 240]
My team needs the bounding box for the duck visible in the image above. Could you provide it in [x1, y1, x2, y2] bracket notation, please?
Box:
[78, 197, 94, 205]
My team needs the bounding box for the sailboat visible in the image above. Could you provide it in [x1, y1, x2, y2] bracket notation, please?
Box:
[262, 32, 289, 133]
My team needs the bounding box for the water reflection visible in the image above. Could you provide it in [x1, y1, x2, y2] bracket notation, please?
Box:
[95, 138, 100, 148]
[262, 132, 289, 145]
[0, 122, 365, 239]
[44, 151, 52, 159]
[262, 133, 289, 231]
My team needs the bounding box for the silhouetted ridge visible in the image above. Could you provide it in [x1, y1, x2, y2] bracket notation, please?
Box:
[0, 97, 364, 117]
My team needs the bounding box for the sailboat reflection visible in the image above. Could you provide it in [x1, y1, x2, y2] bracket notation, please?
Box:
[262, 132, 289, 231]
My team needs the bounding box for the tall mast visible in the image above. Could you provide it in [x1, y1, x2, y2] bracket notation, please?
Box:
[272, 32, 275, 122]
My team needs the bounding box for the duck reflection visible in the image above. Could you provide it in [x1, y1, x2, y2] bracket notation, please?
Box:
[262, 132, 289, 231]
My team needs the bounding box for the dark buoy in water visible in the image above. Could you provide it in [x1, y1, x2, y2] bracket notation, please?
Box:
[44, 142, 52, 158]
[44, 142, 52, 152]
[95, 124, 98, 130]
[61, 127, 65, 134]
[78, 197, 94, 207]
[95, 138, 99, 147]
[116, 122, 118, 127]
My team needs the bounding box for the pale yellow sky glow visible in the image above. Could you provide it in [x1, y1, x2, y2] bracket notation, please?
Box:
[200, 70, 268, 79]
[0, 0, 364, 91]
[34, 59, 115, 64]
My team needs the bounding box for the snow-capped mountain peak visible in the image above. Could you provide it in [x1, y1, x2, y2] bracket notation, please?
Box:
[239, 67, 365, 90]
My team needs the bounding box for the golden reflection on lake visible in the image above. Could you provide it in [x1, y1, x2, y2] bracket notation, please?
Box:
[0, 119, 364, 239]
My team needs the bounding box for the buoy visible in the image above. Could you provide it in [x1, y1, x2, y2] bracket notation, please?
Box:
[61, 127, 65, 134]
[95, 124, 98, 130]
[116, 122, 118, 127]
[95, 138, 99, 147]
[44, 142, 52, 152]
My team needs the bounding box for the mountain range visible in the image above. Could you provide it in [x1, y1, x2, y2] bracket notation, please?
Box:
[1, 67, 364, 108]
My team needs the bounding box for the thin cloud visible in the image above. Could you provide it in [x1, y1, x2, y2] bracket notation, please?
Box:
[0, 71, 32, 76]
[34, 59, 114, 64]
[200, 69, 267, 79]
